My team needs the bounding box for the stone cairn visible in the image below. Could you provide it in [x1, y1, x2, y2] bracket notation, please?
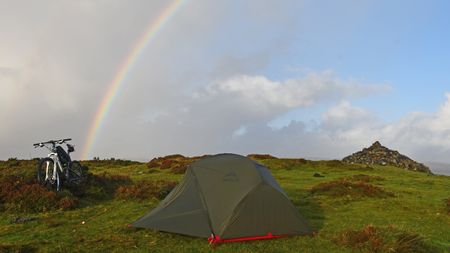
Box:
[342, 141, 431, 173]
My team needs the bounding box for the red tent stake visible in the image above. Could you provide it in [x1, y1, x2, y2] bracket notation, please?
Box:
[208, 233, 286, 244]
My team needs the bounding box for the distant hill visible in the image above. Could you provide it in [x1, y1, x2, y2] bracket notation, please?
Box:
[425, 162, 450, 176]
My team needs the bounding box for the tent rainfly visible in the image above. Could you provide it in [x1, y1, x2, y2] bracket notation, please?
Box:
[132, 153, 313, 244]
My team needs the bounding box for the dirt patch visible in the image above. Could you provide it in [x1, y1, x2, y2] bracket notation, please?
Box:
[115, 180, 177, 201]
[333, 225, 437, 253]
[310, 178, 393, 199]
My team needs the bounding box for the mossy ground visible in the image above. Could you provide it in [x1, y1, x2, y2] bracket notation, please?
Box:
[0, 157, 449, 252]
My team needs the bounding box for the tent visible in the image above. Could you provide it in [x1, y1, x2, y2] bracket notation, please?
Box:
[132, 153, 312, 244]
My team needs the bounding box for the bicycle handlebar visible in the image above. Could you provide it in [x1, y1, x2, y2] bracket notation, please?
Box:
[33, 138, 72, 147]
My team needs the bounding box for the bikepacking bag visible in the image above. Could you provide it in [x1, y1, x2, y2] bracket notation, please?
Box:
[56, 146, 71, 164]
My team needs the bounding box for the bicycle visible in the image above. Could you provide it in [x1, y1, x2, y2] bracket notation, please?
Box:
[33, 138, 84, 191]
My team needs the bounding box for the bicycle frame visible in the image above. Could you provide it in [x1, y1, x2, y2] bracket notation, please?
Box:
[38, 141, 71, 190]
[45, 152, 64, 183]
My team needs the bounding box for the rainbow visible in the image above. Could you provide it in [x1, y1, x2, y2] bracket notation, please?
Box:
[81, 0, 186, 160]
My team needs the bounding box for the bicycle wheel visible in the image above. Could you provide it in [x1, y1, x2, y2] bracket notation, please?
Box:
[37, 158, 60, 190]
[68, 161, 84, 185]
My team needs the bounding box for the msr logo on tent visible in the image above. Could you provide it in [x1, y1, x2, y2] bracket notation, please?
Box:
[222, 171, 239, 182]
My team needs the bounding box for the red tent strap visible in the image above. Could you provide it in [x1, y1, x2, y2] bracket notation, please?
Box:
[208, 233, 285, 244]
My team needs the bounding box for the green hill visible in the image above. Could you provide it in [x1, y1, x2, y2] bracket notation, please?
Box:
[1, 156, 449, 253]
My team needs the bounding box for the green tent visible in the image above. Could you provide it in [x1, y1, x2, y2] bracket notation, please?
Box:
[132, 153, 312, 244]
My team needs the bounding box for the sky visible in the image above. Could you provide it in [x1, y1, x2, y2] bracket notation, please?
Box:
[1, 0, 450, 163]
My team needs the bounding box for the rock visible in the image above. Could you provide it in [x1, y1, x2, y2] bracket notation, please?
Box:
[10, 217, 37, 224]
[342, 141, 431, 173]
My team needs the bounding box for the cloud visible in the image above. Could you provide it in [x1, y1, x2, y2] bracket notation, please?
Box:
[193, 72, 389, 122]
[311, 94, 450, 162]
[323, 101, 373, 125]
[321, 100, 379, 141]
[93, 72, 389, 160]
[144, 86, 450, 163]
[380, 93, 450, 157]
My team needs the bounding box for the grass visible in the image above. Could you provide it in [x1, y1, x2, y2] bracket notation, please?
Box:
[115, 180, 177, 201]
[0, 156, 449, 252]
[446, 198, 450, 214]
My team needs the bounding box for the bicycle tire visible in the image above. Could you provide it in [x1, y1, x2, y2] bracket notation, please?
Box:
[68, 161, 84, 185]
[37, 158, 60, 191]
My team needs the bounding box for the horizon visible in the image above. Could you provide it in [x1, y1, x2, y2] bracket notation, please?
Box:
[5, 146, 450, 177]
[2, 1, 450, 165]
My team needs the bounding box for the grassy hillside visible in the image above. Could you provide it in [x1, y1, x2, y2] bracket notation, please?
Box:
[0, 156, 449, 253]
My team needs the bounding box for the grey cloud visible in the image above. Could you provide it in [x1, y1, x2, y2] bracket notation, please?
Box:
[133, 89, 450, 163]
[0, 0, 307, 160]
[96, 73, 389, 160]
